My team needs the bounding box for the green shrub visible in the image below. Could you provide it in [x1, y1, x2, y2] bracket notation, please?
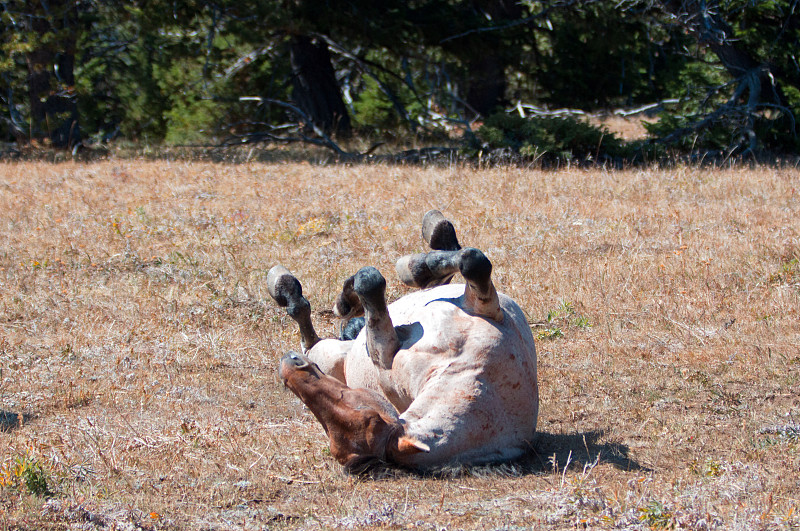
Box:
[352, 77, 398, 132]
[0, 452, 52, 497]
[164, 98, 224, 145]
[638, 500, 674, 529]
[351, 74, 425, 136]
[475, 113, 626, 163]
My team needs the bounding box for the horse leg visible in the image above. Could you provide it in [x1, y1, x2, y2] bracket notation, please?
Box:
[267, 266, 320, 352]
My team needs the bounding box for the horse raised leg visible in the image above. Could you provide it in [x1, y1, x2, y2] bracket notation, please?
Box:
[267, 266, 320, 352]
[394, 210, 463, 288]
[458, 248, 503, 323]
[396, 210, 503, 322]
[352, 266, 400, 370]
[333, 274, 365, 340]
[422, 209, 461, 251]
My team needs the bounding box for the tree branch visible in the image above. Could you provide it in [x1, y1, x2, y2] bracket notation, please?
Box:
[438, 0, 596, 44]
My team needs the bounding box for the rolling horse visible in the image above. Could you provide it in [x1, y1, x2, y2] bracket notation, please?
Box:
[270, 211, 538, 471]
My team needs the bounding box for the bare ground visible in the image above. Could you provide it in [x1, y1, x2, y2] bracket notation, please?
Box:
[0, 161, 798, 530]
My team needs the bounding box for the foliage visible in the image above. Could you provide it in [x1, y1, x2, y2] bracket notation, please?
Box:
[1, 0, 798, 158]
[534, 2, 691, 108]
[74, 4, 167, 141]
[536, 327, 564, 341]
[0, 452, 52, 497]
[638, 500, 674, 529]
[349, 54, 429, 136]
[352, 75, 408, 134]
[534, 300, 592, 340]
[476, 112, 625, 162]
[647, 0, 800, 155]
[643, 44, 800, 155]
[689, 458, 725, 478]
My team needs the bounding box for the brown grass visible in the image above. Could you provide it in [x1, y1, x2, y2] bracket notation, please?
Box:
[0, 161, 798, 530]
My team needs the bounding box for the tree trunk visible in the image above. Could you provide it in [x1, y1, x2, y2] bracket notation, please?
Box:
[465, 55, 507, 116]
[462, 0, 523, 117]
[702, 12, 787, 108]
[289, 35, 351, 138]
[25, 0, 81, 148]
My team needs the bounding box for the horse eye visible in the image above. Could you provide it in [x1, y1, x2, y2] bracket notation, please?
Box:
[287, 353, 309, 369]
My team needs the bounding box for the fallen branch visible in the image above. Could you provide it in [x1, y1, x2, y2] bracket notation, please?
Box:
[509, 101, 586, 119]
[614, 99, 680, 117]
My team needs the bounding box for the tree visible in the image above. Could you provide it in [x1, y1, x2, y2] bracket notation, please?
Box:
[289, 34, 351, 137]
[435, 0, 527, 116]
[2, 0, 797, 158]
[1, 0, 81, 148]
[528, 1, 690, 109]
[651, 0, 799, 154]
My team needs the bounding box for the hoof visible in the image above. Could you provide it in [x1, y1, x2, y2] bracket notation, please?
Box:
[267, 265, 303, 307]
[340, 317, 365, 341]
[333, 275, 363, 319]
[422, 210, 461, 251]
[459, 248, 492, 285]
[354, 266, 387, 299]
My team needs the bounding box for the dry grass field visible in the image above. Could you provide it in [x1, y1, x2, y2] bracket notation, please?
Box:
[0, 160, 798, 530]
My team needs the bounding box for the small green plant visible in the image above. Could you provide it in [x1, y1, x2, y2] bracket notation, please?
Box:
[758, 424, 800, 448]
[169, 250, 199, 267]
[572, 315, 592, 329]
[536, 327, 564, 341]
[639, 500, 673, 529]
[547, 300, 575, 322]
[689, 458, 724, 478]
[535, 300, 592, 339]
[0, 452, 52, 497]
[769, 257, 799, 285]
[135, 205, 150, 226]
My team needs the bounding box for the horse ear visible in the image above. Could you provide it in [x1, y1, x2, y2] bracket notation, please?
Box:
[396, 435, 430, 455]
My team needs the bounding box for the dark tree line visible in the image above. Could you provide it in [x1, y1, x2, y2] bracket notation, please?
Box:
[1, 0, 798, 159]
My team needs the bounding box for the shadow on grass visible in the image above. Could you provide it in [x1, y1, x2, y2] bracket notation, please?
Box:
[0, 410, 33, 432]
[362, 430, 648, 479]
[523, 430, 648, 474]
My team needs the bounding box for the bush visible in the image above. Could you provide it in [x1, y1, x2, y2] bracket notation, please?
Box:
[0, 452, 52, 497]
[164, 98, 224, 145]
[475, 113, 627, 163]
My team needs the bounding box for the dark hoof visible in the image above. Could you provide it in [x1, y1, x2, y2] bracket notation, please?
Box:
[459, 248, 492, 284]
[353, 266, 387, 299]
[340, 317, 365, 341]
[267, 265, 303, 307]
[422, 210, 461, 251]
[333, 275, 363, 319]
